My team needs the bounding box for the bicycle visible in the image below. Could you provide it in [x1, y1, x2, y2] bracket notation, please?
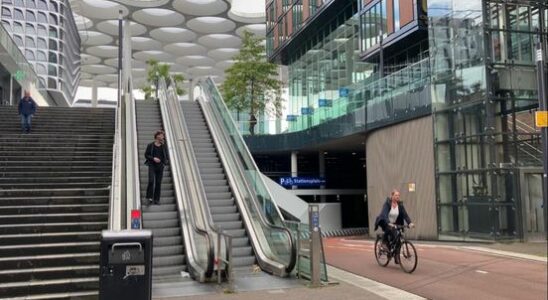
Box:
[374, 224, 418, 273]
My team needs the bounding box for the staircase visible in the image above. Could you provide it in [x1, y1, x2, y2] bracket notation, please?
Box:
[0, 106, 114, 299]
[180, 101, 255, 269]
[135, 100, 187, 279]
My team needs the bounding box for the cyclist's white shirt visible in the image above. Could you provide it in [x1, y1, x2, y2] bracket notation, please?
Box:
[389, 205, 399, 224]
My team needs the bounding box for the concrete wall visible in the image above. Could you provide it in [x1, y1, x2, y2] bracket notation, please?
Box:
[366, 116, 437, 240]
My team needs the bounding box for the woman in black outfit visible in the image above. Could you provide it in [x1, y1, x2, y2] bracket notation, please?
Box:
[144, 130, 168, 205]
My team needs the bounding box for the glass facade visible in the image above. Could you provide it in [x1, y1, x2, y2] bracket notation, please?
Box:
[430, 0, 547, 241]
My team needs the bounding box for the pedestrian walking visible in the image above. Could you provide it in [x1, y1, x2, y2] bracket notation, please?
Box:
[18, 91, 37, 133]
[144, 130, 169, 205]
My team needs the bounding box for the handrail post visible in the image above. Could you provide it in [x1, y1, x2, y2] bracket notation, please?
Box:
[217, 230, 222, 284]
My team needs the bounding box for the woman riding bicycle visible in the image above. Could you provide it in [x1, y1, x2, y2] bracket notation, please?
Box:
[374, 189, 415, 250]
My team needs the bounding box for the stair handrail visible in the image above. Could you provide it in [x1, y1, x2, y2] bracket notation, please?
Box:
[108, 88, 123, 231]
[196, 77, 297, 276]
[125, 80, 141, 228]
[157, 78, 215, 281]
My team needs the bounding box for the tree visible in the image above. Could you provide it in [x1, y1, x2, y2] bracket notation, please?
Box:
[141, 59, 185, 99]
[221, 31, 283, 135]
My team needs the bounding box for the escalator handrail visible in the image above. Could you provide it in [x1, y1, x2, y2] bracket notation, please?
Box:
[163, 81, 219, 278]
[196, 78, 296, 275]
[157, 79, 214, 281]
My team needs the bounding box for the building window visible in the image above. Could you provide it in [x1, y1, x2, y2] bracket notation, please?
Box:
[49, 13, 58, 25]
[37, 38, 47, 49]
[14, 0, 23, 6]
[26, 0, 35, 8]
[25, 36, 35, 47]
[38, 11, 47, 23]
[14, 8, 24, 20]
[393, 0, 400, 31]
[49, 39, 57, 50]
[49, 51, 57, 63]
[37, 51, 46, 62]
[14, 35, 24, 47]
[49, 1, 57, 12]
[26, 11, 35, 22]
[2, 0, 13, 5]
[37, 24, 47, 36]
[1, 7, 10, 18]
[48, 64, 57, 76]
[25, 49, 35, 60]
[26, 23, 35, 35]
[37, 0, 47, 10]
[13, 21, 23, 34]
[48, 77, 56, 89]
[49, 26, 57, 38]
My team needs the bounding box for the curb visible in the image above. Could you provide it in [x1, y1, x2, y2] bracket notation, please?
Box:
[326, 265, 425, 300]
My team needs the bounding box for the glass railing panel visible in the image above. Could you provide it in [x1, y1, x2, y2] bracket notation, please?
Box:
[235, 58, 431, 135]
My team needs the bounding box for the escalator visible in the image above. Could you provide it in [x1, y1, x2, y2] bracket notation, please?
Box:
[173, 78, 297, 278]
[181, 101, 255, 269]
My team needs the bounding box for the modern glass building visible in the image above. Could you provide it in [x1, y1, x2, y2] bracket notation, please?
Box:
[0, 0, 81, 106]
[256, 0, 547, 241]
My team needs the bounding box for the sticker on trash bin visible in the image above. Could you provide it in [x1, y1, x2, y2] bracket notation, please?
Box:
[124, 265, 145, 279]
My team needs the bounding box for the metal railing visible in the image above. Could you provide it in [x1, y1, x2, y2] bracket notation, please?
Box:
[157, 78, 215, 282]
[197, 77, 297, 277]
[108, 85, 124, 231]
[124, 81, 141, 228]
[284, 220, 328, 281]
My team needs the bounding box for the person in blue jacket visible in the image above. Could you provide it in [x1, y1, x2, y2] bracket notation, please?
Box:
[374, 189, 415, 249]
[18, 91, 37, 133]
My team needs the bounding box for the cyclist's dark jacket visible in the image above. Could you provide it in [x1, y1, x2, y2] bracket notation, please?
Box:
[374, 198, 412, 230]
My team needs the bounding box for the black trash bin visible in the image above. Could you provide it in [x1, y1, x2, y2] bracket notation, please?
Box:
[99, 230, 153, 300]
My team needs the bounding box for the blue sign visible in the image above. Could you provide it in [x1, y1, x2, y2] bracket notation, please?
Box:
[318, 99, 332, 107]
[286, 114, 298, 122]
[339, 87, 350, 97]
[131, 218, 141, 229]
[301, 107, 314, 115]
[279, 177, 326, 187]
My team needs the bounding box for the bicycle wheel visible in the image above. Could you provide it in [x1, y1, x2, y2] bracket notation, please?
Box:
[374, 237, 390, 267]
[398, 240, 418, 273]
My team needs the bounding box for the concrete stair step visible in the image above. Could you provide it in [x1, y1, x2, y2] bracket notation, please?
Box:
[0, 231, 101, 246]
[0, 252, 99, 270]
[0, 276, 98, 298]
[154, 245, 184, 257]
[0, 213, 108, 225]
[0, 222, 107, 235]
[0, 204, 108, 215]
[0, 188, 110, 198]
[0, 195, 108, 206]
[153, 255, 185, 268]
[152, 265, 185, 277]
[0, 241, 100, 257]
[0, 265, 99, 284]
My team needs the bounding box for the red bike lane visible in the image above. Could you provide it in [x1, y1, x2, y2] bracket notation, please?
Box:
[324, 237, 547, 300]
